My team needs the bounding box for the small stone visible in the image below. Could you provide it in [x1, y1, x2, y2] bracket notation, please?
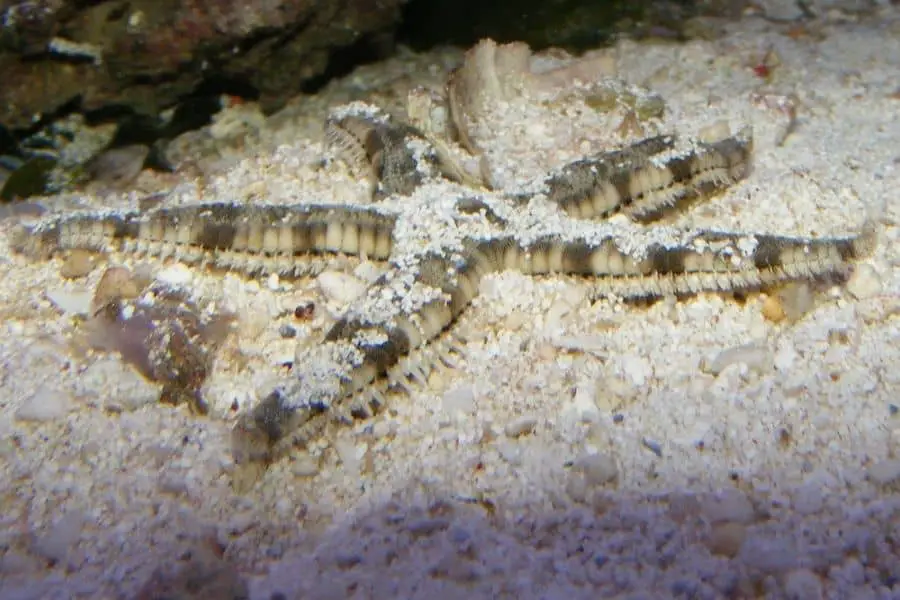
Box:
[574, 451, 619, 486]
[371, 419, 396, 439]
[757, 0, 806, 21]
[91, 266, 144, 313]
[15, 385, 73, 422]
[595, 374, 639, 411]
[565, 472, 588, 503]
[293, 300, 315, 320]
[702, 489, 756, 524]
[353, 261, 383, 283]
[847, 263, 882, 300]
[504, 415, 538, 437]
[737, 533, 798, 573]
[791, 481, 824, 515]
[621, 354, 652, 386]
[46, 288, 93, 315]
[442, 384, 476, 415]
[334, 552, 363, 569]
[31, 512, 83, 564]
[225, 512, 257, 537]
[333, 436, 362, 472]
[642, 437, 663, 457]
[761, 294, 786, 322]
[697, 120, 732, 143]
[707, 522, 746, 558]
[778, 282, 815, 321]
[406, 518, 450, 536]
[59, 249, 97, 279]
[85, 145, 149, 188]
[317, 271, 367, 305]
[265, 543, 284, 560]
[867, 458, 900, 485]
[702, 343, 772, 376]
[158, 471, 190, 496]
[774, 340, 798, 372]
[496, 439, 523, 465]
[156, 263, 194, 287]
[292, 454, 320, 477]
[278, 324, 297, 338]
[782, 568, 824, 600]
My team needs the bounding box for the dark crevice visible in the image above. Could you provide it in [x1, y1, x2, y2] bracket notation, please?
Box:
[83, 104, 141, 126]
[396, 0, 691, 53]
[299, 32, 396, 94]
[10, 96, 83, 140]
[187, 76, 260, 103]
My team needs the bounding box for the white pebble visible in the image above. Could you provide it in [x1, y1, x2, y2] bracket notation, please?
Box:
[701, 489, 756, 524]
[574, 451, 619, 486]
[867, 458, 900, 485]
[157, 471, 189, 496]
[353, 261, 384, 283]
[292, 454, 321, 477]
[790, 482, 824, 515]
[156, 263, 194, 287]
[846, 263, 882, 300]
[566, 380, 601, 423]
[46, 288, 93, 315]
[317, 271, 368, 305]
[738, 533, 798, 572]
[32, 512, 83, 563]
[620, 354, 652, 387]
[333, 436, 363, 473]
[552, 334, 607, 356]
[495, 439, 523, 465]
[773, 340, 798, 372]
[783, 568, 824, 600]
[442, 384, 476, 415]
[504, 415, 538, 437]
[371, 419, 396, 439]
[703, 343, 773, 376]
[15, 385, 73, 422]
[757, 0, 805, 21]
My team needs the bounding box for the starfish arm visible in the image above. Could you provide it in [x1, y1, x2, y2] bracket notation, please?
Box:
[503, 227, 874, 299]
[13, 202, 396, 276]
[543, 131, 753, 222]
[231, 245, 508, 459]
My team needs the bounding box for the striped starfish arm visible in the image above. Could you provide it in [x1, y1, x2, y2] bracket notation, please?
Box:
[13, 202, 397, 276]
[231, 243, 513, 459]
[503, 227, 875, 299]
[543, 130, 753, 221]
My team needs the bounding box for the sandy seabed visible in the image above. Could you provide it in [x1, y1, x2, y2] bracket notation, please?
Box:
[1, 6, 899, 599]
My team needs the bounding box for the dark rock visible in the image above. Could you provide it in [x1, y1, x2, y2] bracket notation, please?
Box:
[0, 0, 406, 130]
[0, 154, 56, 201]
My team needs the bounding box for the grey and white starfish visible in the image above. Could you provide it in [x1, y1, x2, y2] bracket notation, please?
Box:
[12, 40, 874, 477]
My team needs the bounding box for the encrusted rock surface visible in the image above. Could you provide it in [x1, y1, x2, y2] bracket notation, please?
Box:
[0, 0, 404, 129]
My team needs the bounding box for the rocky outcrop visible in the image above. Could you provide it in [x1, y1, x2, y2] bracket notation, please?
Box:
[0, 0, 404, 131]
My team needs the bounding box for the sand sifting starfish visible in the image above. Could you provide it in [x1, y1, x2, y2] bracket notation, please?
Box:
[11, 39, 875, 481]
